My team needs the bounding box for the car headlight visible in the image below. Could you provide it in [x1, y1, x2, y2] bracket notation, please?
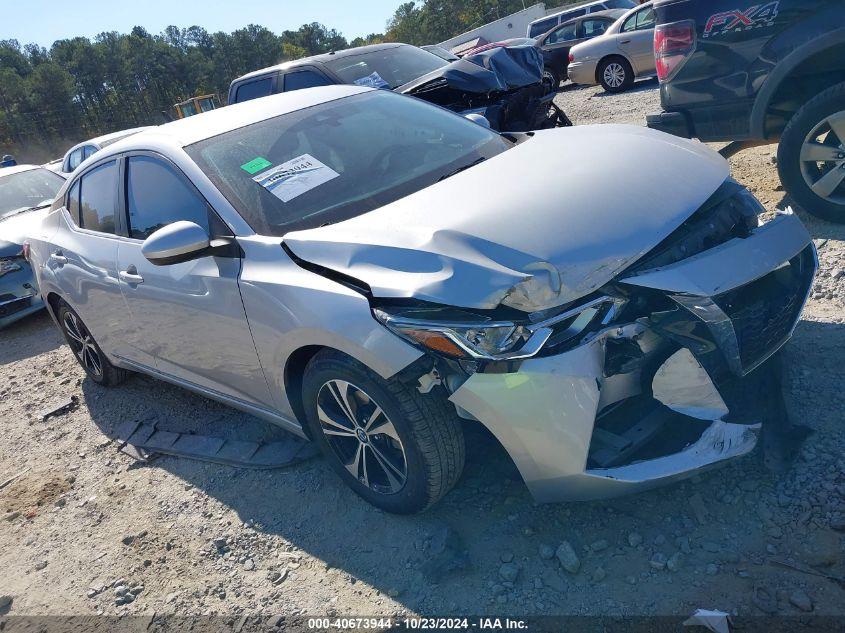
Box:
[373, 297, 623, 361]
[0, 258, 23, 277]
[373, 306, 549, 361]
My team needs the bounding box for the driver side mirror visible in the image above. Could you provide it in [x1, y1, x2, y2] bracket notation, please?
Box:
[141, 221, 211, 266]
[464, 113, 491, 129]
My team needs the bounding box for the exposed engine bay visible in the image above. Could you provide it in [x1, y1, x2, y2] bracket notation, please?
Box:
[399, 46, 571, 132]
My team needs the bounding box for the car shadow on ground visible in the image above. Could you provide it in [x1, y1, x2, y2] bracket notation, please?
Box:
[75, 314, 845, 614]
[0, 310, 63, 366]
[586, 77, 659, 99]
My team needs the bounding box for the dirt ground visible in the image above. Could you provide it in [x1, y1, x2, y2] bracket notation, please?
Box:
[1, 79, 844, 624]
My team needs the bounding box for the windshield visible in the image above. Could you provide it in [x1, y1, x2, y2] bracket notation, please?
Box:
[324, 46, 448, 89]
[186, 90, 512, 237]
[0, 168, 65, 220]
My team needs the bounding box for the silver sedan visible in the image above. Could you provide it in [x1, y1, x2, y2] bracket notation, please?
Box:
[568, 2, 656, 92]
[28, 86, 815, 513]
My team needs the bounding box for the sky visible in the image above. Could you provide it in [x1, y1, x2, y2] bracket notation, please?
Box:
[1, 0, 403, 49]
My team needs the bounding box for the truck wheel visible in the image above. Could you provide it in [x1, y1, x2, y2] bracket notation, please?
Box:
[778, 81, 845, 223]
[599, 57, 633, 93]
[302, 350, 465, 514]
[57, 301, 129, 386]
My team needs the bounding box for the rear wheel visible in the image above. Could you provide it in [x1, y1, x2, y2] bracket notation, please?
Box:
[778, 81, 845, 223]
[599, 57, 633, 93]
[57, 301, 129, 386]
[302, 350, 464, 514]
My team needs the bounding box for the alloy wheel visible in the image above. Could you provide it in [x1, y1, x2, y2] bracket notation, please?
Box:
[800, 111, 845, 204]
[63, 311, 103, 378]
[603, 63, 626, 89]
[316, 379, 408, 495]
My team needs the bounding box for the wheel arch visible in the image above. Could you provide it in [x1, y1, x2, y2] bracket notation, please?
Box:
[283, 344, 329, 437]
[751, 28, 845, 140]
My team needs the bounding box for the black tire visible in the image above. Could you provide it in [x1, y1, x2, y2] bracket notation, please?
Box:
[57, 301, 129, 386]
[542, 67, 561, 93]
[778, 81, 845, 224]
[598, 56, 634, 93]
[302, 350, 465, 514]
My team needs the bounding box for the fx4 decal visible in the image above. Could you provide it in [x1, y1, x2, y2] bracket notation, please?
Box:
[703, 2, 780, 38]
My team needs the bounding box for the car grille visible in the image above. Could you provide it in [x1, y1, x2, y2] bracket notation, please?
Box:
[714, 247, 815, 373]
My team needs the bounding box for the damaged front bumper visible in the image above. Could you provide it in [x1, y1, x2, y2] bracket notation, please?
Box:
[0, 259, 43, 329]
[448, 212, 816, 502]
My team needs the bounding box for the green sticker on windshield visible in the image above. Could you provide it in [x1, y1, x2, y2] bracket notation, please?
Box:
[241, 157, 272, 174]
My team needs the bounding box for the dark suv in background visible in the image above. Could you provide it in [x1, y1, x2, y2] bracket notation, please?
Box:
[647, 0, 845, 223]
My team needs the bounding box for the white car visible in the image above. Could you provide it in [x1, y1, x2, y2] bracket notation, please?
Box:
[60, 127, 152, 176]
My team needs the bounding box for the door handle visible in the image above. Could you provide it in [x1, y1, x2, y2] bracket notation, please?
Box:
[620, 39, 631, 44]
[119, 268, 144, 285]
[50, 251, 68, 265]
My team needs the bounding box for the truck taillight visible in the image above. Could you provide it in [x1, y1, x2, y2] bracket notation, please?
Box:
[655, 21, 696, 82]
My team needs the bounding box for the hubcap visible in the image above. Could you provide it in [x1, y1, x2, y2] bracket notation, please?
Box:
[800, 110, 845, 204]
[604, 63, 625, 88]
[316, 380, 408, 495]
[62, 311, 103, 378]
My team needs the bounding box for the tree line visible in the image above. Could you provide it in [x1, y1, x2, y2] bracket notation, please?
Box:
[0, 0, 558, 162]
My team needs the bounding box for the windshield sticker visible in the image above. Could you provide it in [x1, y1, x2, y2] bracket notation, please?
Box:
[252, 154, 340, 203]
[240, 156, 272, 174]
[353, 71, 390, 89]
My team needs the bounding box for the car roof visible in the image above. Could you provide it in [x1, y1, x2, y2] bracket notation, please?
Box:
[232, 44, 407, 85]
[105, 85, 371, 150]
[531, 0, 607, 24]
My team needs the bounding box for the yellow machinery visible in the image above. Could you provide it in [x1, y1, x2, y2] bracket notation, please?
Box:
[172, 94, 219, 119]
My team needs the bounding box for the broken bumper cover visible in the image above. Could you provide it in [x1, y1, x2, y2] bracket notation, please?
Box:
[449, 212, 816, 502]
[0, 262, 43, 329]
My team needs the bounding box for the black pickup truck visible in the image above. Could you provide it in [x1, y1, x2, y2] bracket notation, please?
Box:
[646, 0, 845, 223]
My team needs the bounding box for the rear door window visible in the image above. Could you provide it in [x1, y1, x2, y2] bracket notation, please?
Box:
[283, 69, 333, 92]
[582, 18, 611, 37]
[546, 23, 579, 45]
[235, 77, 274, 103]
[126, 156, 210, 240]
[529, 17, 559, 38]
[636, 7, 656, 29]
[79, 161, 118, 234]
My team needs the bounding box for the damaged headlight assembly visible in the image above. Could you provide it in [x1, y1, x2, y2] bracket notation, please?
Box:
[373, 296, 624, 362]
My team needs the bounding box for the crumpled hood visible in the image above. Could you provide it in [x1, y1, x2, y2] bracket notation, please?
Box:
[0, 207, 49, 246]
[400, 45, 544, 95]
[284, 125, 730, 313]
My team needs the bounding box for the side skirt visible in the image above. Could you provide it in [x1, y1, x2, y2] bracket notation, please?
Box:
[112, 355, 306, 438]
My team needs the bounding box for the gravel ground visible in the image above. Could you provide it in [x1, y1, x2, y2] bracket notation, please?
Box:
[1, 80, 844, 624]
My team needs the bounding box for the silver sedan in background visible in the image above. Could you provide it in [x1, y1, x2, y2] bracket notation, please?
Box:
[27, 86, 815, 513]
[568, 2, 656, 92]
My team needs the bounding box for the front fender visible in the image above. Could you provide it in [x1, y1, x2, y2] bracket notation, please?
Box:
[237, 236, 423, 421]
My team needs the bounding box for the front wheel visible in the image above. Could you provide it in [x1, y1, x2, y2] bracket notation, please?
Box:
[778, 81, 845, 223]
[302, 350, 465, 514]
[599, 57, 633, 93]
[542, 67, 561, 94]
